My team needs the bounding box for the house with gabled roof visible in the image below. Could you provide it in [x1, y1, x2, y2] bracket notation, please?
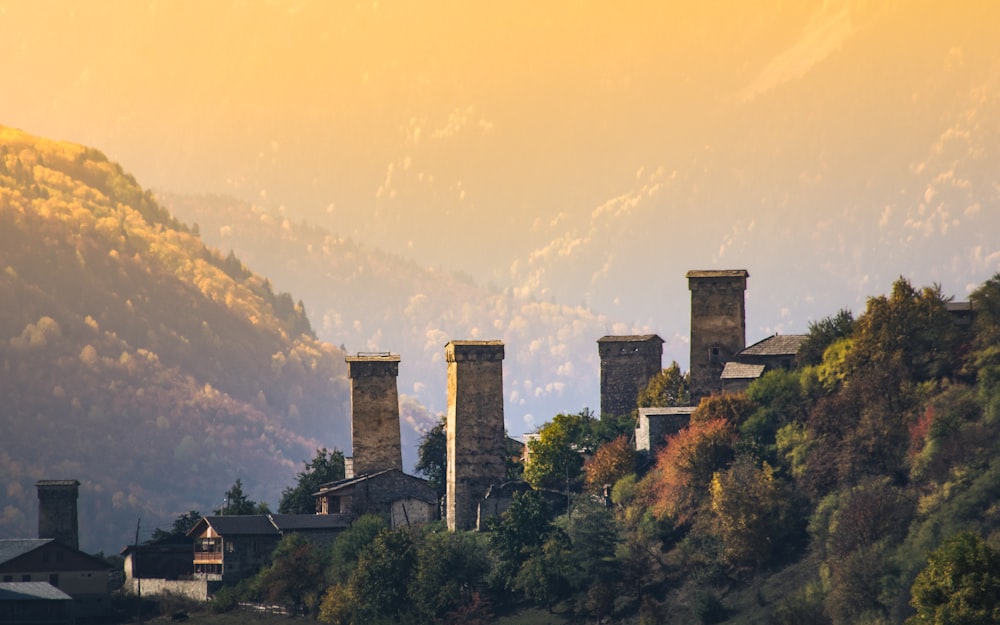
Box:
[187, 513, 349, 583]
[721, 334, 807, 392]
[0, 538, 111, 620]
[313, 468, 438, 529]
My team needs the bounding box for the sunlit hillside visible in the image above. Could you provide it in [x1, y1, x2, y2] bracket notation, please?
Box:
[0, 127, 351, 552]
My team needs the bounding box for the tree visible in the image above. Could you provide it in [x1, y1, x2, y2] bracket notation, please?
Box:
[279, 448, 346, 514]
[638, 362, 691, 408]
[349, 529, 417, 622]
[524, 410, 599, 491]
[487, 490, 556, 589]
[907, 532, 1000, 625]
[411, 530, 489, 619]
[584, 435, 636, 493]
[214, 479, 265, 515]
[327, 514, 387, 584]
[706, 456, 795, 569]
[149, 510, 202, 543]
[798, 309, 855, 366]
[415, 417, 446, 498]
[642, 418, 736, 524]
[256, 533, 326, 614]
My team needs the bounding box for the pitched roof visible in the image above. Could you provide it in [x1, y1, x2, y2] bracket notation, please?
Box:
[0, 582, 73, 602]
[0, 539, 51, 566]
[739, 334, 808, 357]
[721, 362, 767, 380]
[313, 469, 435, 502]
[195, 515, 280, 537]
[268, 514, 351, 531]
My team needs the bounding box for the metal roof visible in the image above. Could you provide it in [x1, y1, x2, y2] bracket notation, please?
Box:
[196, 516, 279, 536]
[0, 582, 73, 602]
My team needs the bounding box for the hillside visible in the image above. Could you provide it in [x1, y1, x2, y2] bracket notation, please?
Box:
[0, 127, 351, 553]
[161, 193, 648, 446]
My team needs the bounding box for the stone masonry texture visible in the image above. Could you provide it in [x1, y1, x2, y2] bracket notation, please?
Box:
[688, 270, 748, 401]
[445, 340, 505, 531]
[598, 335, 664, 419]
[36, 480, 80, 550]
[347, 354, 403, 476]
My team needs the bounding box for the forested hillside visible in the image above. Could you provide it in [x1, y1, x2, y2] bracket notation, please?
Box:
[193, 274, 1000, 625]
[0, 126, 351, 552]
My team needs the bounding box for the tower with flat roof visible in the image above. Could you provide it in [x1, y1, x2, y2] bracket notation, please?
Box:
[347, 353, 403, 476]
[445, 340, 505, 531]
[688, 269, 748, 400]
[37, 480, 80, 550]
[598, 335, 664, 419]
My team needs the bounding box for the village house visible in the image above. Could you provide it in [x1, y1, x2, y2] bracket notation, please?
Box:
[0, 581, 74, 625]
[187, 513, 349, 585]
[0, 539, 111, 621]
[313, 468, 438, 528]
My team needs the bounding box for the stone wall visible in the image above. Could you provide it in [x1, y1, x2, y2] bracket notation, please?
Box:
[636, 407, 695, 453]
[347, 354, 402, 476]
[598, 335, 664, 418]
[687, 270, 748, 400]
[124, 578, 213, 602]
[445, 340, 506, 531]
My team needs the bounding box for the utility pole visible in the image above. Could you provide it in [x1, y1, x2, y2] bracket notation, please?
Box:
[134, 518, 142, 624]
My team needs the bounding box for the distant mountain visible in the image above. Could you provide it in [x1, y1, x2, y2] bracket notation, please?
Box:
[161, 193, 649, 445]
[0, 127, 351, 553]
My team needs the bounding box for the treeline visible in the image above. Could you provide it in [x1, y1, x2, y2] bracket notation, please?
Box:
[213, 273, 1000, 624]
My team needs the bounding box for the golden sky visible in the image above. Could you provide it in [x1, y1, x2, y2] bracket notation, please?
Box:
[2, 1, 999, 332]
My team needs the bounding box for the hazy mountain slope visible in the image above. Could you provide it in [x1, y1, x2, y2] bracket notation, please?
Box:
[0, 127, 350, 553]
[161, 194, 648, 442]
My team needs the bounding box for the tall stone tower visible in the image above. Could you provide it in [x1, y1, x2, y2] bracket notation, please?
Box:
[37, 480, 80, 550]
[347, 353, 403, 476]
[598, 335, 664, 419]
[445, 340, 505, 531]
[688, 269, 748, 400]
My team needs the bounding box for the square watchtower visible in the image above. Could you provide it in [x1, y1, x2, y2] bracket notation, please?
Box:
[347, 353, 403, 476]
[598, 335, 664, 419]
[687, 270, 748, 401]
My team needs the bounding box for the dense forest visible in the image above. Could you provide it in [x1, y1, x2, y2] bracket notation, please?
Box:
[0, 126, 352, 551]
[204, 274, 1000, 625]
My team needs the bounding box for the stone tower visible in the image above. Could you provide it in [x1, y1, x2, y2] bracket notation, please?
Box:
[688, 269, 748, 400]
[445, 340, 505, 531]
[37, 480, 80, 550]
[598, 335, 664, 419]
[347, 353, 403, 476]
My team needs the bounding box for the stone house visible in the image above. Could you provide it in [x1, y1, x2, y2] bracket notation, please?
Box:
[636, 406, 697, 454]
[721, 333, 807, 393]
[313, 469, 438, 529]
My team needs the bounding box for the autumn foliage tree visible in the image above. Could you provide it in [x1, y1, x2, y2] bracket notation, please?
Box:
[584, 435, 636, 493]
[642, 418, 737, 524]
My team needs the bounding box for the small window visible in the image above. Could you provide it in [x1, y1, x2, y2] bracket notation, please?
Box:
[2, 575, 12, 582]
[709, 346, 721, 364]
[22, 574, 31, 582]
[49, 573, 59, 587]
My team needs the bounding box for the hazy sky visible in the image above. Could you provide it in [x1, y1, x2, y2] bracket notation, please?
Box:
[3, 0, 1000, 371]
